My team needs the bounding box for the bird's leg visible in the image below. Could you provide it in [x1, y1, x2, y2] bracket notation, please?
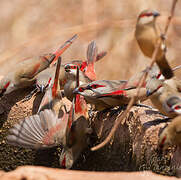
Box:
[22, 87, 38, 102]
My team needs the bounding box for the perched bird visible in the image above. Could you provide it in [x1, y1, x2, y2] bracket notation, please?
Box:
[73, 80, 148, 110]
[0, 34, 77, 98]
[159, 115, 181, 150]
[135, 9, 173, 79]
[63, 41, 102, 101]
[146, 78, 181, 118]
[0, 54, 56, 97]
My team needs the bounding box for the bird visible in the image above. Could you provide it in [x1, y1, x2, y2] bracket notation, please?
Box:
[135, 9, 173, 79]
[146, 77, 181, 118]
[0, 53, 56, 97]
[158, 115, 181, 150]
[7, 63, 92, 169]
[63, 41, 103, 102]
[73, 80, 148, 110]
[35, 41, 106, 97]
[59, 94, 92, 169]
[0, 34, 77, 98]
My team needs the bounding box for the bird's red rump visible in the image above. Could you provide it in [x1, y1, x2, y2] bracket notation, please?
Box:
[78, 87, 84, 92]
[61, 155, 66, 168]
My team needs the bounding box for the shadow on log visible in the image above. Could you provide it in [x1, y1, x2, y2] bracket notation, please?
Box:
[0, 88, 177, 176]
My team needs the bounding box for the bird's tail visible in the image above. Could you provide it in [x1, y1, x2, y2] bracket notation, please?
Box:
[85, 41, 98, 80]
[156, 56, 174, 79]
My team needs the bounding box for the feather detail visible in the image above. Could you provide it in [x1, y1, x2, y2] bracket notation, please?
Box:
[7, 109, 69, 149]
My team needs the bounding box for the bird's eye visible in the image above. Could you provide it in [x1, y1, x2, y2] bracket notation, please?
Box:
[91, 84, 97, 89]
[79, 87, 84, 92]
[65, 65, 70, 69]
[174, 105, 181, 110]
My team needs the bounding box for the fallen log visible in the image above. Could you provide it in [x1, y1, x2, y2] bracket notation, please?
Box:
[0, 88, 178, 177]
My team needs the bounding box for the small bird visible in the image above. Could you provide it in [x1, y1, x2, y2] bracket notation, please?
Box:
[63, 41, 102, 102]
[0, 34, 77, 98]
[135, 9, 173, 79]
[146, 78, 181, 118]
[63, 64, 92, 101]
[0, 54, 56, 97]
[73, 80, 148, 110]
[158, 115, 181, 150]
[38, 56, 65, 115]
[59, 94, 92, 169]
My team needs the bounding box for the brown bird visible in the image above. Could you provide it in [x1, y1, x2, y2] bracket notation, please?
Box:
[59, 94, 92, 169]
[135, 9, 173, 79]
[35, 41, 106, 97]
[0, 34, 77, 98]
[23, 35, 77, 100]
[0, 54, 56, 97]
[146, 78, 181, 118]
[63, 41, 100, 101]
[73, 79, 148, 110]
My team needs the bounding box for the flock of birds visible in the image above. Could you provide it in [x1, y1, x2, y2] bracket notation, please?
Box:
[0, 9, 181, 169]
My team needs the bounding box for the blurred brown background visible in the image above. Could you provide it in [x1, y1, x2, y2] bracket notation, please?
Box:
[0, 0, 181, 80]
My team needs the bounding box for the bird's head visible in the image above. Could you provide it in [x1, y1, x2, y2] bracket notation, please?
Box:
[146, 78, 163, 97]
[137, 9, 160, 25]
[167, 96, 181, 114]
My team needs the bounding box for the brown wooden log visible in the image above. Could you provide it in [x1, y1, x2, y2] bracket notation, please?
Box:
[0, 88, 178, 177]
